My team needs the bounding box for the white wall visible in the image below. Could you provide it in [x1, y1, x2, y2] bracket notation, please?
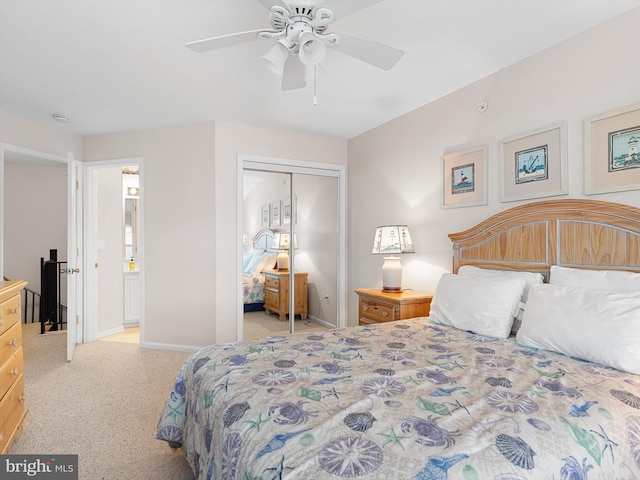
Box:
[84, 121, 347, 348]
[214, 122, 347, 344]
[0, 111, 82, 160]
[83, 123, 216, 349]
[347, 8, 640, 325]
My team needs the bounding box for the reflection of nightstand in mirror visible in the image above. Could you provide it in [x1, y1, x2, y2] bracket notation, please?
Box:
[264, 270, 308, 321]
[355, 288, 432, 326]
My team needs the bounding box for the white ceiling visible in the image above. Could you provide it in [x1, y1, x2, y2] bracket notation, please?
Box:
[1, 0, 639, 139]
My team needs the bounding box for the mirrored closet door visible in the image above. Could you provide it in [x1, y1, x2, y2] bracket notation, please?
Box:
[241, 166, 340, 340]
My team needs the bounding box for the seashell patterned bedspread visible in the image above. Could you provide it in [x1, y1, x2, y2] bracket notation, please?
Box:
[156, 317, 640, 479]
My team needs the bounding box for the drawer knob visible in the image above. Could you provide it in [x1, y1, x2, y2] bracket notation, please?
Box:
[362, 305, 368, 312]
[9, 339, 18, 347]
[9, 307, 18, 315]
[19, 395, 25, 402]
[382, 311, 388, 317]
[10, 368, 18, 376]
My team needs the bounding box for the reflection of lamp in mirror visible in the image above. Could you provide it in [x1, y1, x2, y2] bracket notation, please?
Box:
[272, 233, 298, 271]
[371, 225, 415, 292]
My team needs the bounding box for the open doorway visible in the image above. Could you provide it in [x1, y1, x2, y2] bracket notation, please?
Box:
[84, 159, 144, 344]
[3, 150, 68, 328]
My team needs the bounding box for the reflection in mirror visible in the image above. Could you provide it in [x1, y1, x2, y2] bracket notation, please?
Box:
[122, 166, 139, 262]
[124, 198, 138, 260]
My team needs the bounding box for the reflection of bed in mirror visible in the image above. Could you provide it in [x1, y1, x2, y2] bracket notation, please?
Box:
[242, 228, 278, 312]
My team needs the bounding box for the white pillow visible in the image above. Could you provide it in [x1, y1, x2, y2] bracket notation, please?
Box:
[243, 250, 267, 274]
[517, 283, 640, 375]
[242, 252, 255, 271]
[550, 265, 640, 292]
[458, 265, 543, 302]
[429, 273, 526, 339]
[458, 265, 543, 333]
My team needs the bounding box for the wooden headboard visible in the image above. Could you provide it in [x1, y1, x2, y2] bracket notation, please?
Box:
[252, 228, 276, 251]
[449, 199, 640, 278]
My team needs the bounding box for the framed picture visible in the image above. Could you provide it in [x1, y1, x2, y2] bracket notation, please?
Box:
[585, 103, 640, 195]
[261, 204, 270, 227]
[282, 195, 295, 226]
[442, 145, 488, 208]
[270, 201, 281, 228]
[499, 122, 568, 202]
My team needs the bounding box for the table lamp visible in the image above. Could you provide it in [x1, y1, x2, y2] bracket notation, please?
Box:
[272, 232, 298, 271]
[371, 225, 415, 292]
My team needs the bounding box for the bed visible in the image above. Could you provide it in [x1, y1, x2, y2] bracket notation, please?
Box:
[158, 199, 640, 479]
[243, 229, 278, 312]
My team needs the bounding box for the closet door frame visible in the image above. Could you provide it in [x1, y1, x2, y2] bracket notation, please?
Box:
[237, 154, 346, 338]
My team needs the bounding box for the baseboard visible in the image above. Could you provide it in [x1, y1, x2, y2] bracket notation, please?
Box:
[139, 341, 200, 353]
[95, 325, 125, 339]
[306, 316, 335, 329]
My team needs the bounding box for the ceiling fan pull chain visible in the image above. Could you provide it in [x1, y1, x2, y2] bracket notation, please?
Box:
[313, 65, 318, 106]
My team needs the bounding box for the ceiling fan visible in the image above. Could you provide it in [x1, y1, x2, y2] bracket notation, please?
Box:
[186, 0, 404, 92]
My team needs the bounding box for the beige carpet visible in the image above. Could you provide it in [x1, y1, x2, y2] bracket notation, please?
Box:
[243, 310, 329, 340]
[9, 323, 194, 480]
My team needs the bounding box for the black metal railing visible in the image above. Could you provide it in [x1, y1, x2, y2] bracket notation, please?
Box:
[23, 285, 40, 323]
[4, 272, 67, 329]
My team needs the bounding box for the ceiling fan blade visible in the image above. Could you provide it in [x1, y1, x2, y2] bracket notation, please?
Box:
[316, 0, 384, 20]
[186, 29, 265, 53]
[331, 31, 403, 70]
[281, 55, 307, 91]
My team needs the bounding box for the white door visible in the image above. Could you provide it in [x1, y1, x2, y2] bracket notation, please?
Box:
[66, 157, 83, 361]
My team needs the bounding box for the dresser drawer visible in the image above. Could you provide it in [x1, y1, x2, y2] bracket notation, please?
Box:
[0, 349, 23, 401]
[0, 322, 21, 372]
[360, 299, 396, 323]
[0, 375, 26, 454]
[0, 294, 21, 336]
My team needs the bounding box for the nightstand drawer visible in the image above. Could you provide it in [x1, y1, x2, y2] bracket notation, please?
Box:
[355, 288, 432, 326]
[265, 274, 280, 290]
[360, 299, 396, 323]
[265, 289, 280, 308]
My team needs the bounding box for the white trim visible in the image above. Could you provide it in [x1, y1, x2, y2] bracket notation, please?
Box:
[94, 324, 125, 340]
[139, 341, 200, 353]
[237, 154, 347, 341]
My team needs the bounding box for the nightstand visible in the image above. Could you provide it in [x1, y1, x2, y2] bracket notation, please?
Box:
[355, 288, 432, 326]
[264, 270, 308, 321]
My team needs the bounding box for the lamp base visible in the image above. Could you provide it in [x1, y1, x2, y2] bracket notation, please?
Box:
[276, 251, 290, 271]
[381, 255, 403, 292]
[381, 286, 402, 293]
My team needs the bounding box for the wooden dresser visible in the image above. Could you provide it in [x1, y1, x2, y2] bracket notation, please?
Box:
[264, 270, 308, 321]
[0, 280, 27, 454]
[355, 288, 432, 326]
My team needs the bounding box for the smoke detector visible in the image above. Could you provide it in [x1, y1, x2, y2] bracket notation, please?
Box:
[51, 113, 69, 123]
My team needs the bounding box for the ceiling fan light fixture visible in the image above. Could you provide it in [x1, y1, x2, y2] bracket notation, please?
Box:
[261, 40, 290, 75]
[299, 31, 326, 66]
